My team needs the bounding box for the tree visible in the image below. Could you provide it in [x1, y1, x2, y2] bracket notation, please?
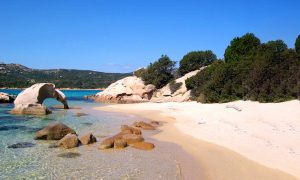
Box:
[295, 35, 300, 53]
[224, 33, 261, 62]
[178, 50, 217, 76]
[186, 35, 300, 103]
[265, 40, 288, 53]
[141, 55, 176, 89]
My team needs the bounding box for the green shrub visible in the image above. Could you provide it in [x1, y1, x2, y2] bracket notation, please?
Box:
[187, 33, 300, 103]
[178, 50, 217, 76]
[296, 35, 300, 53]
[224, 33, 261, 62]
[141, 55, 176, 89]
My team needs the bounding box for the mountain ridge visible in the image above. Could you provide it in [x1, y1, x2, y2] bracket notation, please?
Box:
[0, 63, 131, 89]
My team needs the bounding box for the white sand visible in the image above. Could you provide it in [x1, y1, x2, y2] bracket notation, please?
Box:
[98, 100, 300, 178]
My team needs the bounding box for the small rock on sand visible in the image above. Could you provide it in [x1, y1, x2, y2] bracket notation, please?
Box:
[132, 142, 155, 150]
[79, 133, 97, 145]
[133, 121, 156, 130]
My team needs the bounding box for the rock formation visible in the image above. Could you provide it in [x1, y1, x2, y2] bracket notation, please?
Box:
[94, 76, 155, 103]
[98, 123, 155, 150]
[0, 92, 15, 103]
[35, 123, 76, 140]
[79, 133, 97, 145]
[11, 83, 69, 115]
[57, 133, 79, 149]
[93, 67, 205, 104]
[151, 68, 205, 102]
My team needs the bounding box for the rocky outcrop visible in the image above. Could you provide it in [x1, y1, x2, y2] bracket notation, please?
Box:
[35, 123, 76, 140]
[11, 83, 69, 115]
[151, 68, 205, 102]
[94, 76, 155, 103]
[0, 92, 15, 103]
[57, 133, 79, 149]
[99, 123, 155, 150]
[93, 68, 205, 104]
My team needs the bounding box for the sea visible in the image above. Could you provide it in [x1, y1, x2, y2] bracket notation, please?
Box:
[0, 89, 182, 179]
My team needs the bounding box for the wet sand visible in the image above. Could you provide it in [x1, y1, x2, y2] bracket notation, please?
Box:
[96, 104, 297, 180]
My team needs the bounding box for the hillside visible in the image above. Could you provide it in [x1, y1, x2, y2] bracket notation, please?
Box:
[0, 63, 131, 89]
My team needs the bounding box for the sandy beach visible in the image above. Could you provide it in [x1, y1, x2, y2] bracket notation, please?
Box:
[96, 100, 300, 180]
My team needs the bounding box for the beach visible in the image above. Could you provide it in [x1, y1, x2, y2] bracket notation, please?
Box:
[96, 100, 300, 180]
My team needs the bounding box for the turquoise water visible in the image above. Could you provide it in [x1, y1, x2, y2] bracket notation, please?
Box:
[0, 90, 181, 179]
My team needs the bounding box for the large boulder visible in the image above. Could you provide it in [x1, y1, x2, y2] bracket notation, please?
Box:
[57, 133, 79, 149]
[0, 92, 15, 103]
[151, 67, 206, 102]
[94, 76, 155, 103]
[11, 83, 69, 115]
[35, 123, 76, 140]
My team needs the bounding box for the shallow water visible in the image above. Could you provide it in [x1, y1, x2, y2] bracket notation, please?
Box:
[0, 90, 181, 179]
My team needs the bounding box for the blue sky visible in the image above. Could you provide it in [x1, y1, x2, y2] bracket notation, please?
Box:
[0, 0, 299, 73]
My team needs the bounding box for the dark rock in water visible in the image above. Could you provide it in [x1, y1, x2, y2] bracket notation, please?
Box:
[7, 142, 35, 148]
[82, 122, 93, 126]
[0, 125, 41, 132]
[74, 112, 88, 117]
[0, 125, 27, 131]
[0, 92, 15, 103]
[57, 152, 81, 158]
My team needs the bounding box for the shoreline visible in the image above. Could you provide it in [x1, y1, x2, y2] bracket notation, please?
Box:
[95, 101, 299, 180]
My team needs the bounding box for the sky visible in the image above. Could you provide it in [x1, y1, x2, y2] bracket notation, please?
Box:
[0, 0, 299, 73]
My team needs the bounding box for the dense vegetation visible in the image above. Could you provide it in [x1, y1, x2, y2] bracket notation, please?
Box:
[0, 63, 130, 89]
[186, 33, 300, 103]
[178, 50, 217, 76]
[140, 55, 176, 89]
[296, 35, 300, 53]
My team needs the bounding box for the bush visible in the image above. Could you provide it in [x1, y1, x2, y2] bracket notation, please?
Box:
[296, 35, 300, 53]
[178, 50, 217, 76]
[187, 33, 300, 103]
[169, 80, 183, 94]
[141, 55, 176, 89]
[224, 33, 261, 62]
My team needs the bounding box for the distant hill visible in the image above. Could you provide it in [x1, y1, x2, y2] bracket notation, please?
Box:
[0, 63, 131, 89]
